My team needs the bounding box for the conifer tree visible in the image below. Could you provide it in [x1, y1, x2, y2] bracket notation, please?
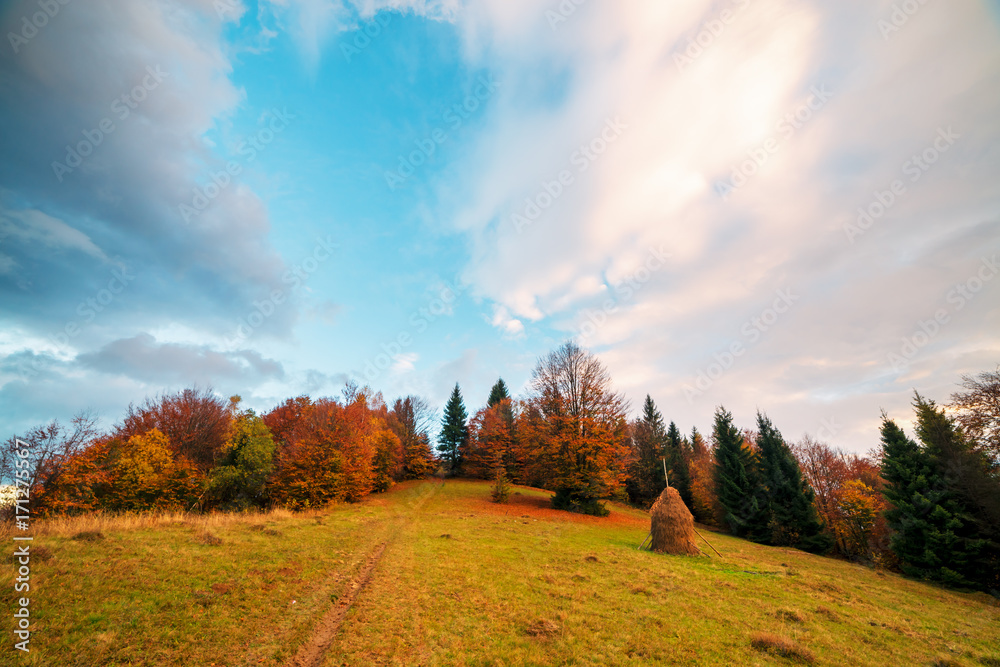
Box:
[713, 407, 767, 539]
[438, 384, 469, 474]
[912, 396, 997, 592]
[626, 395, 667, 507]
[666, 420, 693, 510]
[755, 412, 831, 553]
[880, 412, 978, 587]
[487, 379, 511, 408]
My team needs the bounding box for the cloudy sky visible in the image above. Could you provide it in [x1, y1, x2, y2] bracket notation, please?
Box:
[1, 0, 998, 453]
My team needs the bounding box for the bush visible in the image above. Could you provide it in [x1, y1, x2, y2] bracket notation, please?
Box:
[551, 488, 610, 516]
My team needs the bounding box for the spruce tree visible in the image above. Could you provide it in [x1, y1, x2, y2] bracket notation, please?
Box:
[713, 407, 767, 539]
[666, 420, 693, 510]
[438, 384, 469, 475]
[880, 413, 978, 587]
[755, 412, 831, 553]
[912, 396, 996, 592]
[627, 396, 667, 506]
[487, 379, 511, 408]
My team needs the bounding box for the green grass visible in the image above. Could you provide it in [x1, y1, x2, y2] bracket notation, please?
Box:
[4, 480, 999, 666]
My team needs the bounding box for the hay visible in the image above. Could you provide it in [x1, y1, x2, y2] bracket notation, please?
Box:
[649, 487, 700, 555]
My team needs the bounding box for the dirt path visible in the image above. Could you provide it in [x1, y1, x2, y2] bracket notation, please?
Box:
[286, 480, 444, 667]
[286, 541, 388, 667]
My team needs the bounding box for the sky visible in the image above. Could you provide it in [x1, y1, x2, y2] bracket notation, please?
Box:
[0, 0, 998, 454]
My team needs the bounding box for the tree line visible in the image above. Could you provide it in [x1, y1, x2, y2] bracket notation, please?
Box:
[3, 343, 997, 594]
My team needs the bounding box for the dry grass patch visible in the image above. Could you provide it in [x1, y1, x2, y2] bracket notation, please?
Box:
[72, 530, 105, 542]
[750, 632, 817, 664]
[525, 619, 560, 638]
[195, 531, 223, 546]
[776, 608, 806, 623]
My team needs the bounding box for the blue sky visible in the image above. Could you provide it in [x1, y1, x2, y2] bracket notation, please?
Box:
[1, 0, 999, 453]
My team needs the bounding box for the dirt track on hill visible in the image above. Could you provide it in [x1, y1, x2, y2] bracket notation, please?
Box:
[286, 541, 388, 667]
[286, 480, 444, 667]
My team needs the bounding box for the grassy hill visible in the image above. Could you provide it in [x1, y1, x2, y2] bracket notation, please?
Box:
[4, 480, 999, 666]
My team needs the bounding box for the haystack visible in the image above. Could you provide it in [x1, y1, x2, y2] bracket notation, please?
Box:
[649, 487, 700, 555]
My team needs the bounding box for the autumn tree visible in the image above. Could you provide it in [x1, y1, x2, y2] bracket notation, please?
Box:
[949, 367, 1000, 463]
[524, 341, 629, 515]
[687, 427, 718, 525]
[390, 396, 436, 479]
[438, 384, 469, 474]
[2, 412, 101, 513]
[105, 429, 201, 511]
[116, 387, 231, 472]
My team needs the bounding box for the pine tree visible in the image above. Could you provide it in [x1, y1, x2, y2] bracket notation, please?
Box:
[880, 412, 978, 587]
[487, 379, 511, 408]
[438, 384, 469, 475]
[665, 420, 693, 510]
[626, 395, 667, 507]
[912, 396, 997, 592]
[755, 412, 831, 553]
[713, 407, 767, 539]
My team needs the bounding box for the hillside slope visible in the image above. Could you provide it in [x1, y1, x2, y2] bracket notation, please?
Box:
[5, 480, 998, 666]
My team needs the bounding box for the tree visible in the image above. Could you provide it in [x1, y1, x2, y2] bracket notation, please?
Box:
[116, 387, 231, 472]
[755, 412, 831, 553]
[526, 341, 629, 515]
[625, 395, 667, 507]
[438, 383, 469, 474]
[390, 396, 436, 479]
[687, 427, 718, 525]
[488, 378, 511, 408]
[206, 408, 277, 510]
[949, 367, 1000, 463]
[713, 408, 767, 539]
[2, 412, 101, 512]
[913, 395, 999, 592]
[666, 420, 693, 510]
[880, 413, 980, 587]
[106, 429, 201, 511]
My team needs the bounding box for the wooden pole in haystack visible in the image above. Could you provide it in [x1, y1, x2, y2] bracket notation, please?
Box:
[693, 527, 722, 557]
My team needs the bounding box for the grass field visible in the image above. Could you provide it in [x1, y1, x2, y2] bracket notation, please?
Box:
[3, 479, 999, 666]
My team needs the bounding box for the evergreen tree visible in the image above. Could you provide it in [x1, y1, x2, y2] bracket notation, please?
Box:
[912, 396, 997, 592]
[713, 407, 767, 539]
[487, 379, 511, 408]
[755, 412, 831, 553]
[626, 395, 667, 507]
[391, 397, 435, 479]
[880, 412, 979, 587]
[666, 420, 693, 510]
[438, 384, 469, 474]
